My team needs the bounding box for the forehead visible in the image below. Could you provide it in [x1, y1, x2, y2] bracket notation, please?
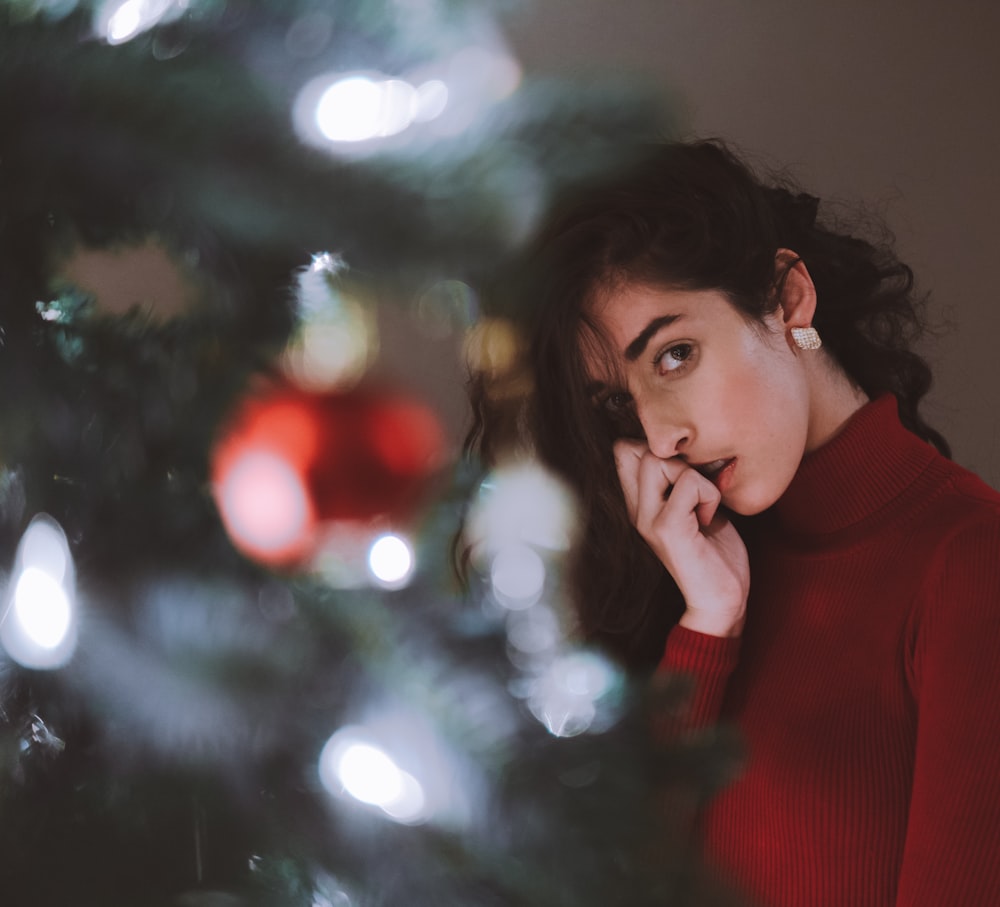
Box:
[589, 284, 697, 347]
[586, 283, 728, 356]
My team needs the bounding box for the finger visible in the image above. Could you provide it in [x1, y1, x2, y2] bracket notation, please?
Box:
[693, 481, 723, 528]
[613, 439, 646, 522]
[633, 452, 688, 528]
[657, 467, 722, 531]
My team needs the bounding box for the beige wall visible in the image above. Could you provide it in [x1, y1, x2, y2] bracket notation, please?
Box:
[505, 0, 1000, 488]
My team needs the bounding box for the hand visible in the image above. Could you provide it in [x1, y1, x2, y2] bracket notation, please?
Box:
[614, 439, 749, 638]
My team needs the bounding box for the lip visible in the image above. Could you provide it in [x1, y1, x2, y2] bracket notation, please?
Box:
[713, 458, 737, 493]
[692, 457, 737, 492]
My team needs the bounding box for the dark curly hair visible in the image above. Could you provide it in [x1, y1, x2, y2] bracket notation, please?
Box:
[466, 140, 948, 671]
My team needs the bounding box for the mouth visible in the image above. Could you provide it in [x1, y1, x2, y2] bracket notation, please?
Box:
[692, 457, 736, 483]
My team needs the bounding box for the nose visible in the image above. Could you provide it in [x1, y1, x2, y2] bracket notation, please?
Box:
[636, 400, 691, 460]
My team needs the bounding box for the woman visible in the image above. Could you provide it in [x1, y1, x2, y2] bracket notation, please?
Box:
[470, 141, 1000, 906]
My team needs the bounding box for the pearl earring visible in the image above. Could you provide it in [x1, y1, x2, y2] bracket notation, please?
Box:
[791, 326, 822, 351]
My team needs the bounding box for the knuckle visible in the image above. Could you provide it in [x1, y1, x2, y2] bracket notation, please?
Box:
[675, 466, 700, 487]
[679, 465, 719, 497]
[638, 449, 663, 471]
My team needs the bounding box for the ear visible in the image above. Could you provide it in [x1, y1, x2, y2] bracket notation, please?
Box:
[773, 248, 817, 331]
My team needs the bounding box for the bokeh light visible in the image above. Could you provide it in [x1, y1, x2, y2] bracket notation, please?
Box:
[466, 461, 577, 564]
[490, 544, 545, 609]
[215, 449, 315, 566]
[214, 382, 446, 571]
[414, 80, 449, 121]
[428, 43, 522, 137]
[294, 71, 449, 150]
[412, 280, 478, 340]
[14, 567, 71, 650]
[506, 604, 560, 656]
[96, 0, 184, 45]
[367, 533, 415, 589]
[319, 727, 429, 824]
[448, 44, 521, 102]
[310, 523, 376, 590]
[527, 651, 622, 738]
[211, 387, 345, 567]
[310, 252, 345, 275]
[462, 317, 520, 380]
[367, 399, 446, 476]
[312, 883, 354, 907]
[282, 260, 378, 391]
[317, 76, 407, 142]
[1, 515, 77, 669]
[281, 304, 377, 391]
[336, 742, 405, 805]
[292, 30, 521, 153]
[106, 0, 144, 42]
[530, 683, 596, 738]
[19, 518, 68, 582]
[554, 650, 618, 700]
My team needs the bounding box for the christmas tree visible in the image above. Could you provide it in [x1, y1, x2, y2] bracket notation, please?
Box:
[0, 2, 740, 904]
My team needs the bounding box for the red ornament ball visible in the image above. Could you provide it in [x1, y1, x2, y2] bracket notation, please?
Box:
[211, 382, 447, 566]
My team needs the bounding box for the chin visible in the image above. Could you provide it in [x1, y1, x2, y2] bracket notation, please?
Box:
[724, 486, 783, 517]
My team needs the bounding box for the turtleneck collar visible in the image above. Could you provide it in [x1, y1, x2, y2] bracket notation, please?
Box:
[770, 394, 939, 538]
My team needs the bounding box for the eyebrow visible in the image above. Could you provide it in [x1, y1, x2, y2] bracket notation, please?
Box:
[624, 314, 682, 361]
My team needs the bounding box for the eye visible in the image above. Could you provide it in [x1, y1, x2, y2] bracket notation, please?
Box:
[654, 342, 695, 376]
[604, 391, 633, 412]
[597, 390, 643, 439]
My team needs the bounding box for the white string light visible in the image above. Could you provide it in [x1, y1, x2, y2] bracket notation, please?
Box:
[466, 461, 577, 563]
[1, 515, 77, 669]
[527, 652, 621, 738]
[367, 534, 415, 589]
[95, 0, 186, 45]
[318, 727, 429, 825]
[294, 72, 447, 151]
[290, 30, 521, 154]
[490, 544, 545, 609]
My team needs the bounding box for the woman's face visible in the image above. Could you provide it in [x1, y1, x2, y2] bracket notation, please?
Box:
[582, 283, 816, 516]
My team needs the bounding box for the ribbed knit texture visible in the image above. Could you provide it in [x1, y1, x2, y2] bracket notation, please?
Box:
[657, 395, 1000, 907]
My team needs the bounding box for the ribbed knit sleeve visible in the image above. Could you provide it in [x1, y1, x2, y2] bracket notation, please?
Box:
[897, 513, 1000, 906]
[656, 626, 741, 728]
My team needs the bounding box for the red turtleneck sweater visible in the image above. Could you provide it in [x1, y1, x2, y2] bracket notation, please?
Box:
[658, 395, 1000, 906]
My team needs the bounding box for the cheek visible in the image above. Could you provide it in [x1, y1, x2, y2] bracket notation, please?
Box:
[742, 330, 810, 414]
[725, 344, 799, 424]
[729, 344, 811, 506]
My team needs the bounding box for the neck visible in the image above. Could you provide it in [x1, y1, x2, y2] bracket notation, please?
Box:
[804, 357, 869, 453]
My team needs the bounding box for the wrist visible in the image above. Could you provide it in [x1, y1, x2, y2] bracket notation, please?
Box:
[678, 608, 745, 639]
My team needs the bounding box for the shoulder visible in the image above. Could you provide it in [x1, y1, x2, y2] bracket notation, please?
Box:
[920, 457, 1000, 552]
[908, 458, 1000, 626]
[905, 460, 1000, 691]
[901, 454, 1000, 623]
